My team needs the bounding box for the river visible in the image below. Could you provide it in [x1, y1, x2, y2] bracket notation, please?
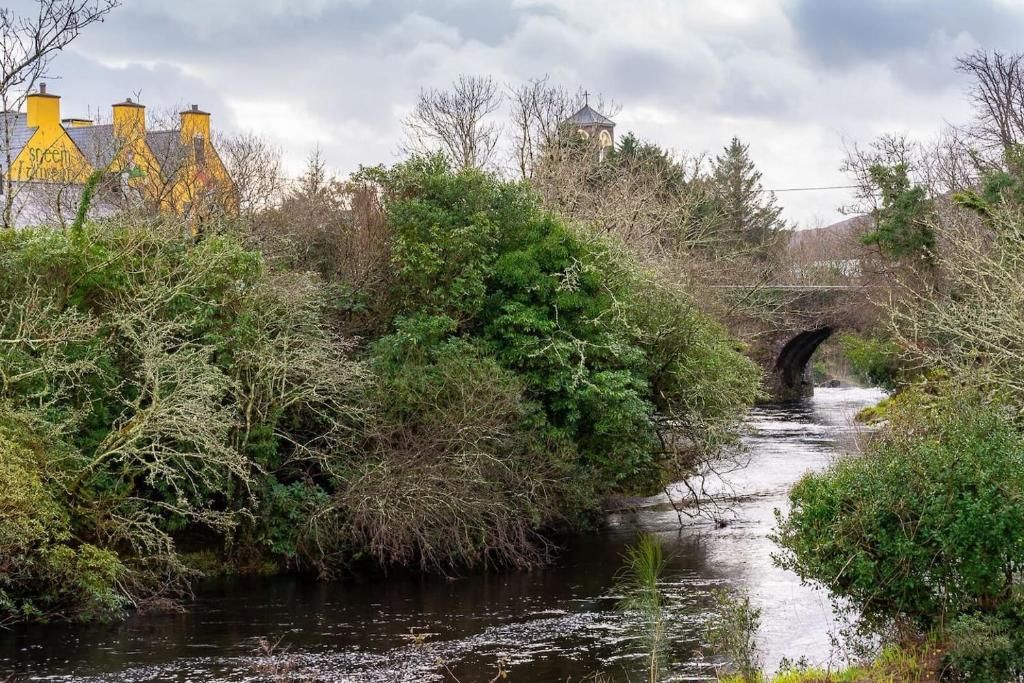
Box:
[0, 386, 885, 682]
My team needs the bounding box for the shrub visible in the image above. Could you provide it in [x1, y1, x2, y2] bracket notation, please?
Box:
[838, 333, 904, 390]
[0, 409, 128, 622]
[624, 276, 761, 468]
[364, 156, 759, 494]
[339, 316, 567, 570]
[706, 589, 762, 683]
[945, 612, 1024, 682]
[0, 220, 365, 620]
[775, 387, 1024, 638]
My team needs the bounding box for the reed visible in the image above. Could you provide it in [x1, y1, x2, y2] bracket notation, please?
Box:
[617, 533, 669, 683]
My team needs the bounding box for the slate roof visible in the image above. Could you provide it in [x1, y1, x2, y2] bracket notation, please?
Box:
[65, 124, 117, 168]
[5, 118, 195, 175]
[567, 104, 615, 128]
[144, 130, 183, 171]
[0, 112, 35, 172]
[68, 126, 198, 174]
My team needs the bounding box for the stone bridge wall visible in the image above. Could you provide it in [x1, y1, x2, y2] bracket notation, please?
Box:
[762, 326, 834, 401]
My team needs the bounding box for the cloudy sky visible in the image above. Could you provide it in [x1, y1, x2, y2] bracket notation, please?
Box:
[21, 0, 1024, 226]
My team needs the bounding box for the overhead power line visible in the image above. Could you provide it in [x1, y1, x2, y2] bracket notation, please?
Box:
[763, 184, 861, 193]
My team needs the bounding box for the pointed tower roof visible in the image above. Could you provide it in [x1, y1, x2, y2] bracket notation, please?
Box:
[567, 104, 615, 127]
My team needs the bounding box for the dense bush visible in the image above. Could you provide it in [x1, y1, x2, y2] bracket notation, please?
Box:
[340, 316, 568, 571]
[774, 387, 1024, 677]
[0, 220, 364, 619]
[364, 156, 760, 494]
[946, 610, 1024, 682]
[0, 409, 128, 623]
[0, 158, 760, 622]
[777, 388, 1024, 626]
[838, 332, 905, 390]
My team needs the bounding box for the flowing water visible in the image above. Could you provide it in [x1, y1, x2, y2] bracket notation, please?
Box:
[1, 386, 885, 682]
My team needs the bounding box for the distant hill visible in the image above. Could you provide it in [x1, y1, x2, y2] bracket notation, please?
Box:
[787, 215, 871, 252]
[786, 215, 873, 265]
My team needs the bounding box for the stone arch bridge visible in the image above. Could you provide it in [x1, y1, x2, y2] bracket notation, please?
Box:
[764, 325, 835, 401]
[715, 284, 875, 402]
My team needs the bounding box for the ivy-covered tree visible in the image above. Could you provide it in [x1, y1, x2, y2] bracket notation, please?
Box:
[860, 162, 935, 263]
[360, 155, 759, 495]
[709, 137, 786, 255]
[954, 145, 1024, 220]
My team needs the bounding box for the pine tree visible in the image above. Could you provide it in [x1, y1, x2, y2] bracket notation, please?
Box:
[710, 137, 786, 254]
[611, 132, 682, 185]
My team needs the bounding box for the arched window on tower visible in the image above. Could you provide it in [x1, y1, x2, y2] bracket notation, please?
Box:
[598, 129, 612, 161]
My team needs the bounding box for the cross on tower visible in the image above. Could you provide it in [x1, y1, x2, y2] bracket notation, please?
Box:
[582, 90, 590, 106]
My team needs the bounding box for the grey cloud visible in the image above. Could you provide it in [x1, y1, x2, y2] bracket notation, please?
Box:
[35, 55, 230, 134]
[19, 0, 1012, 227]
[786, 0, 1023, 69]
[598, 46, 710, 101]
[63, 0, 569, 132]
[77, 0, 564, 62]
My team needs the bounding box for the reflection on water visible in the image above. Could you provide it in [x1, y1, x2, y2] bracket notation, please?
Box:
[0, 387, 885, 682]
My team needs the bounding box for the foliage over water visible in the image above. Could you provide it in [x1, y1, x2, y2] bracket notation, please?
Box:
[0, 157, 760, 625]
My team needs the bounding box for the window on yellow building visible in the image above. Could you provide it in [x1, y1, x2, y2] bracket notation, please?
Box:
[193, 134, 206, 167]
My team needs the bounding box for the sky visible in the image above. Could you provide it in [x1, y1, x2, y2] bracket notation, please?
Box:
[16, 0, 1024, 227]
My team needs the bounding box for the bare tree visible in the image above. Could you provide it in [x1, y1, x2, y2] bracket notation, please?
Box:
[917, 125, 980, 196]
[402, 75, 503, 170]
[1, 0, 119, 229]
[217, 131, 283, 227]
[956, 50, 1024, 156]
[532, 129, 722, 260]
[509, 80, 623, 178]
[840, 133, 919, 217]
[254, 153, 394, 335]
[889, 196, 1024, 401]
[508, 76, 576, 180]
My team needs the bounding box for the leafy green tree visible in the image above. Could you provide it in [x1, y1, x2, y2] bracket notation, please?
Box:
[611, 132, 684, 186]
[365, 156, 654, 490]
[955, 145, 1024, 221]
[365, 156, 759, 493]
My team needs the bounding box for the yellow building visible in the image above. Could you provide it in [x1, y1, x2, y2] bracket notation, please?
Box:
[1, 83, 237, 227]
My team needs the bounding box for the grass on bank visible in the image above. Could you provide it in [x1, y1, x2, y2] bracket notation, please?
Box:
[718, 642, 942, 683]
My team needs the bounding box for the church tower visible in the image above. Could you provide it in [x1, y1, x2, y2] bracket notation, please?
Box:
[566, 94, 615, 158]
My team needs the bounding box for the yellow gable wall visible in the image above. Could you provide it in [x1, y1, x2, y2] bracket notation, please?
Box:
[170, 144, 238, 217]
[171, 110, 238, 217]
[110, 103, 164, 200]
[12, 93, 92, 183]
[10, 129, 93, 183]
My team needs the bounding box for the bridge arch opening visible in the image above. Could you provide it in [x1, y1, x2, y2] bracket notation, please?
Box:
[771, 326, 833, 401]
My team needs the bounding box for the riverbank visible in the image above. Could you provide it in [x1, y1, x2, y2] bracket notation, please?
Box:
[0, 166, 764, 626]
[719, 642, 944, 683]
[1, 387, 885, 682]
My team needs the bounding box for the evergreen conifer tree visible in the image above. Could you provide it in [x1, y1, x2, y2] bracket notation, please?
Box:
[710, 136, 786, 254]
